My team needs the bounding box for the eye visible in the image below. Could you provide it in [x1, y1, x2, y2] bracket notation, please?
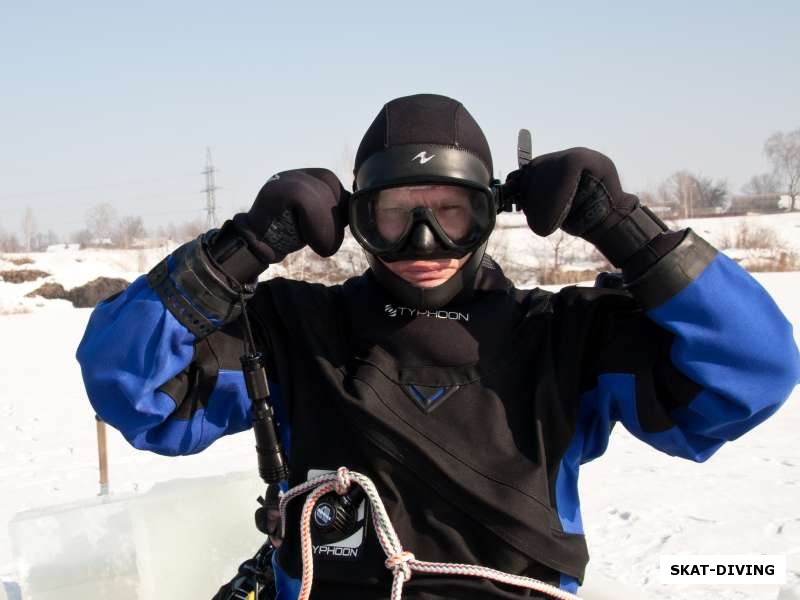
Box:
[437, 205, 468, 217]
[379, 207, 407, 216]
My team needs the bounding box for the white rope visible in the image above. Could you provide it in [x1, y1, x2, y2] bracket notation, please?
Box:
[279, 466, 583, 600]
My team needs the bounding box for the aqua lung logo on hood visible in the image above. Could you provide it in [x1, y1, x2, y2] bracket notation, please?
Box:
[384, 303, 470, 322]
[411, 151, 436, 164]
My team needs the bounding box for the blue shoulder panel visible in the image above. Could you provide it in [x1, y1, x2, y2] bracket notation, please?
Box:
[647, 253, 799, 443]
[553, 372, 718, 535]
[77, 271, 290, 456]
[555, 253, 799, 549]
[126, 369, 253, 455]
[77, 275, 196, 440]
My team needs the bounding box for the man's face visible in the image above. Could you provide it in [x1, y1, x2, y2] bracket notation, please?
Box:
[376, 185, 473, 288]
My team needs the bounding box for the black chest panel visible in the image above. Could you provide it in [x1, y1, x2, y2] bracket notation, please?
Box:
[252, 268, 595, 599]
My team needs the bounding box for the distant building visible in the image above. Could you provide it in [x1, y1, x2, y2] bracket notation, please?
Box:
[46, 243, 81, 252]
[648, 204, 681, 218]
[728, 194, 790, 214]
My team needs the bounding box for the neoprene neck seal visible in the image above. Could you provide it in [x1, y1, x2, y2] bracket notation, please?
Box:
[365, 242, 489, 310]
[352, 94, 495, 309]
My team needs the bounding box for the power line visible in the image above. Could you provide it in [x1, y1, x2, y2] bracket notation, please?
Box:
[202, 148, 219, 228]
[2, 151, 229, 236]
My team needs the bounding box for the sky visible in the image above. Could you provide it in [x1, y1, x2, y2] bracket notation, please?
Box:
[1, 1, 798, 239]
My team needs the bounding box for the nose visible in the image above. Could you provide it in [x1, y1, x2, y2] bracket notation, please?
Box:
[409, 221, 438, 254]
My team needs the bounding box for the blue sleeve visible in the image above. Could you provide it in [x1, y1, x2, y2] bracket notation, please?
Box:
[554, 249, 798, 541]
[76, 271, 269, 456]
[585, 252, 799, 463]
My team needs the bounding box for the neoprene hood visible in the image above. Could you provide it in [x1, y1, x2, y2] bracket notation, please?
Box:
[351, 94, 496, 309]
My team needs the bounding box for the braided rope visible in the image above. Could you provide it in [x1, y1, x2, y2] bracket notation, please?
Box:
[279, 467, 583, 600]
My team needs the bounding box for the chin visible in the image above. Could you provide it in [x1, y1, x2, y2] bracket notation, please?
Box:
[407, 277, 451, 288]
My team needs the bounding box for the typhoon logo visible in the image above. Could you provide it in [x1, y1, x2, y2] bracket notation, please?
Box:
[307, 469, 367, 561]
[383, 303, 469, 322]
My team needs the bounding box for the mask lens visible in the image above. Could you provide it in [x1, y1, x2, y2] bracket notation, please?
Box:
[374, 201, 412, 243]
[430, 197, 472, 241]
[352, 184, 492, 254]
[376, 185, 481, 241]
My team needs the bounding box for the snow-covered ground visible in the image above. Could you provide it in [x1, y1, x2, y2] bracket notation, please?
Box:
[1, 217, 798, 599]
[492, 210, 800, 284]
[494, 207, 800, 253]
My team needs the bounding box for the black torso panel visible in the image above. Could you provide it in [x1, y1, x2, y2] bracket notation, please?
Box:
[247, 263, 643, 599]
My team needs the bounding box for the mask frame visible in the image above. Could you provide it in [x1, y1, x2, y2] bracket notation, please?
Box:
[349, 184, 496, 262]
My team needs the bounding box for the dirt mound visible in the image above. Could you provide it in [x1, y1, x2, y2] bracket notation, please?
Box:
[26, 277, 130, 308]
[532, 268, 602, 285]
[26, 282, 67, 300]
[5, 256, 34, 266]
[69, 277, 130, 308]
[0, 269, 50, 283]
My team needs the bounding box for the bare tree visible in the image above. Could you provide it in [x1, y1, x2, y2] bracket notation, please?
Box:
[638, 190, 658, 206]
[86, 203, 117, 244]
[155, 221, 180, 243]
[70, 229, 94, 248]
[764, 128, 800, 210]
[179, 219, 205, 241]
[0, 230, 22, 252]
[21, 206, 37, 252]
[658, 171, 696, 218]
[741, 172, 781, 195]
[696, 175, 729, 212]
[658, 171, 728, 217]
[113, 216, 146, 249]
[31, 230, 59, 251]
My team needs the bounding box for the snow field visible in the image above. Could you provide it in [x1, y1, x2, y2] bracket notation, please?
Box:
[1, 217, 799, 599]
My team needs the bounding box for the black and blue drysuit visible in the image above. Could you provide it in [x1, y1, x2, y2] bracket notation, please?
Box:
[77, 229, 800, 600]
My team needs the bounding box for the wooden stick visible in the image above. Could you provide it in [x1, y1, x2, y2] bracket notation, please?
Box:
[95, 415, 109, 496]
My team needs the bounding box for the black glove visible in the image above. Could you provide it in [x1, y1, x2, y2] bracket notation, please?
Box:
[208, 168, 350, 283]
[505, 147, 680, 279]
[146, 168, 350, 338]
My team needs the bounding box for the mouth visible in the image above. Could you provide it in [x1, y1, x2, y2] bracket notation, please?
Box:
[387, 259, 461, 287]
[399, 260, 453, 271]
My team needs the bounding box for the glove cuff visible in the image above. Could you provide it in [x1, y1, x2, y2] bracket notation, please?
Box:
[588, 203, 668, 268]
[206, 220, 270, 283]
[147, 235, 254, 338]
[563, 172, 669, 268]
[624, 229, 717, 309]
